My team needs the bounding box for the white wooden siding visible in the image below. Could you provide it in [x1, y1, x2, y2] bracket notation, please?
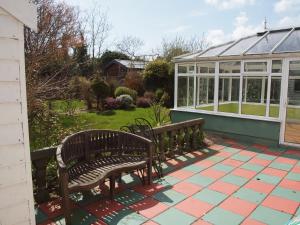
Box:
[0, 60, 20, 81]
[0, 144, 25, 167]
[0, 201, 31, 225]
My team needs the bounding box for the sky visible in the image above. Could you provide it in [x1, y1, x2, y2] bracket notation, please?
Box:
[60, 0, 300, 54]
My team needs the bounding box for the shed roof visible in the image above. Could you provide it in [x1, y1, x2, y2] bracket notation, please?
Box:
[105, 59, 147, 69]
[174, 26, 300, 62]
[0, 0, 37, 31]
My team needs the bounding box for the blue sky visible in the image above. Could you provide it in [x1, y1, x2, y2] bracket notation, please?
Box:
[61, 0, 300, 54]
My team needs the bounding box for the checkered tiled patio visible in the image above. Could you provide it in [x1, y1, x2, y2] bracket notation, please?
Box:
[35, 138, 300, 225]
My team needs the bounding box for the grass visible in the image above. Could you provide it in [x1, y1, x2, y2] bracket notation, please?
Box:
[50, 100, 86, 113]
[197, 102, 300, 119]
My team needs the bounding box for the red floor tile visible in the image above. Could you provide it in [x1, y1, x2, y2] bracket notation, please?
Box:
[279, 179, 300, 191]
[241, 218, 267, 225]
[133, 183, 165, 196]
[292, 165, 300, 174]
[285, 149, 300, 157]
[169, 170, 195, 180]
[264, 150, 282, 156]
[194, 160, 215, 168]
[216, 151, 232, 158]
[175, 197, 214, 218]
[231, 144, 247, 150]
[222, 158, 244, 167]
[172, 181, 202, 196]
[85, 199, 124, 218]
[275, 157, 298, 165]
[225, 139, 237, 145]
[142, 221, 160, 225]
[252, 144, 268, 151]
[192, 219, 213, 225]
[249, 157, 271, 167]
[129, 198, 169, 219]
[244, 180, 275, 194]
[209, 144, 225, 151]
[262, 195, 298, 214]
[261, 167, 287, 178]
[239, 150, 257, 157]
[232, 168, 257, 179]
[166, 159, 184, 167]
[39, 198, 73, 218]
[200, 168, 226, 179]
[220, 196, 257, 217]
[208, 180, 239, 195]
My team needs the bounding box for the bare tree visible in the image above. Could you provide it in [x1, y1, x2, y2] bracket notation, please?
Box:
[116, 35, 144, 59]
[85, 1, 111, 70]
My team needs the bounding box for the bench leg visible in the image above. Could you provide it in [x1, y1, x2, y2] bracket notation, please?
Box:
[62, 192, 72, 225]
[110, 176, 115, 200]
[147, 162, 152, 185]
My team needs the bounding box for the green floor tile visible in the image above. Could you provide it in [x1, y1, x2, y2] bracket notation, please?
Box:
[250, 206, 292, 225]
[221, 174, 248, 186]
[231, 154, 252, 162]
[153, 208, 196, 225]
[183, 164, 205, 173]
[269, 162, 293, 171]
[35, 208, 48, 224]
[103, 208, 147, 225]
[161, 162, 175, 174]
[121, 174, 141, 185]
[55, 208, 98, 225]
[202, 207, 244, 225]
[256, 153, 277, 161]
[115, 189, 145, 206]
[186, 174, 215, 187]
[241, 163, 264, 172]
[176, 155, 189, 162]
[161, 176, 181, 185]
[286, 172, 300, 182]
[193, 189, 227, 205]
[223, 147, 240, 154]
[233, 188, 267, 204]
[212, 164, 234, 173]
[246, 146, 264, 153]
[296, 207, 300, 216]
[254, 173, 282, 185]
[209, 155, 225, 163]
[153, 189, 187, 206]
[271, 186, 300, 202]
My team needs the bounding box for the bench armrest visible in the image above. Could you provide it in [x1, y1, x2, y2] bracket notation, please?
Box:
[56, 144, 67, 169]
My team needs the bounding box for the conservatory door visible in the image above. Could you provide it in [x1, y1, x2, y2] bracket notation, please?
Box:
[284, 60, 300, 145]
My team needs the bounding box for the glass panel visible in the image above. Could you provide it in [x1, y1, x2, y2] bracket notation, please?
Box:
[275, 29, 300, 53]
[244, 62, 267, 72]
[178, 65, 194, 74]
[196, 76, 215, 111]
[269, 77, 281, 118]
[177, 77, 187, 107]
[188, 76, 194, 107]
[218, 77, 240, 114]
[284, 61, 300, 144]
[242, 76, 268, 116]
[200, 42, 233, 57]
[272, 60, 282, 73]
[221, 36, 260, 56]
[247, 31, 287, 54]
[220, 61, 241, 73]
[197, 62, 215, 74]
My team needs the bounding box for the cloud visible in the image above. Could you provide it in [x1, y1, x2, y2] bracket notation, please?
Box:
[166, 25, 191, 33]
[206, 12, 264, 45]
[278, 16, 300, 27]
[205, 0, 255, 10]
[274, 0, 300, 13]
[189, 10, 207, 17]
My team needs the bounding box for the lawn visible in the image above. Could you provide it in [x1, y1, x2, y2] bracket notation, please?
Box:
[197, 102, 300, 119]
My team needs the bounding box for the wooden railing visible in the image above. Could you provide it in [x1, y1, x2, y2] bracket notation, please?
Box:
[31, 118, 204, 203]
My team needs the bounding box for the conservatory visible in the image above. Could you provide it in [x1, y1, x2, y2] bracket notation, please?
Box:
[172, 27, 300, 147]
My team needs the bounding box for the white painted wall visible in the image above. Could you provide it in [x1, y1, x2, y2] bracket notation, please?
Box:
[0, 6, 36, 225]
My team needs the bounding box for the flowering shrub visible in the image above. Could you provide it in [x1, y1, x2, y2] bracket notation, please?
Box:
[115, 86, 137, 101]
[104, 97, 120, 110]
[116, 94, 135, 109]
[136, 97, 151, 108]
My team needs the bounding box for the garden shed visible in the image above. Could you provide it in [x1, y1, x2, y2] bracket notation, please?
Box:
[172, 27, 300, 147]
[0, 1, 37, 224]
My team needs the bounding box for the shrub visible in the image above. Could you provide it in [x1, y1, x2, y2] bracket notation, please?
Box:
[144, 91, 155, 100]
[124, 71, 144, 96]
[160, 92, 170, 106]
[136, 97, 151, 108]
[104, 97, 120, 110]
[91, 78, 110, 111]
[155, 88, 164, 101]
[115, 86, 137, 101]
[69, 76, 93, 109]
[116, 94, 135, 109]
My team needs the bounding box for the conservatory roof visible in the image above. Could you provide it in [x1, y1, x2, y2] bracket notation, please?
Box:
[174, 26, 300, 62]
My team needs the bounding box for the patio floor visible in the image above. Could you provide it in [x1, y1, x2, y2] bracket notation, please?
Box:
[35, 138, 300, 225]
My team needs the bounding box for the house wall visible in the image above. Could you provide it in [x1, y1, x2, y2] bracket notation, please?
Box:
[0, 7, 35, 225]
[171, 109, 281, 146]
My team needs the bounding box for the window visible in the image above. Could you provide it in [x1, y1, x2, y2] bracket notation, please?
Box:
[178, 65, 195, 74]
[272, 60, 282, 73]
[218, 77, 240, 114]
[196, 76, 214, 111]
[177, 76, 194, 107]
[269, 77, 281, 118]
[197, 62, 215, 74]
[295, 80, 300, 92]
[244, 62, 267, 72]
[219, 61, 241, 73]
[242, 76, 268, 116]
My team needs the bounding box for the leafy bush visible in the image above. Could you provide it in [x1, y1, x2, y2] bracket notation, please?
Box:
[124, 71, 144, 96]
[104, 97, 120, 110]
[160, 92, 170, 106]
[91, 78, 110, 111]
[69, 76, 93, 109]
[116, 94, 135, 109]
[115, 86, 137, 101]
[155, 88, 164, 101]
[144, 91, 155, 100]
[136, 97, 151, 108]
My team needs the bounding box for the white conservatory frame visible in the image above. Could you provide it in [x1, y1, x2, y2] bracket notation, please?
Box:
[174, 55, 300, 147]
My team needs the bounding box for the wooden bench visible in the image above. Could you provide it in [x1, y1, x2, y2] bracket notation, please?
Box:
[56, 130, 153, 225]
